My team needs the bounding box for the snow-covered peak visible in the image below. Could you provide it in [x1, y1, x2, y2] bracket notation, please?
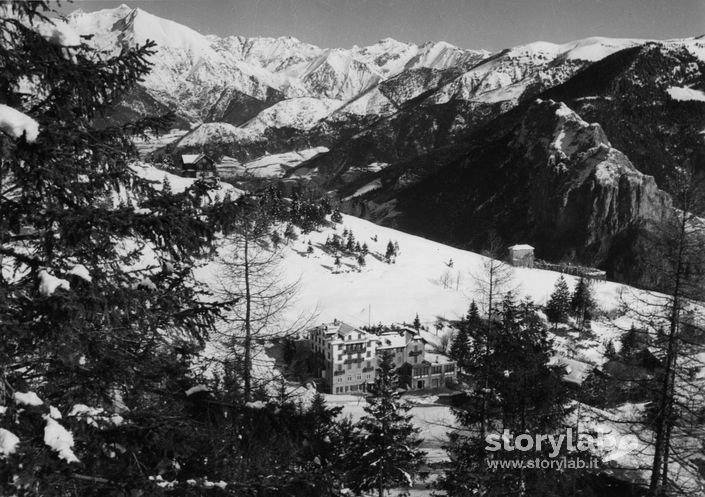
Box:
[352, 38, 418, 75]
[213, 35, 324, 73]
[429, 36, 645, 106]
[504, 37, 643, 63]
[561, 36, 645, 61]
[300, 49, 384, 99]
[115, 7, 212, 54]
[406, 41, 489, 70]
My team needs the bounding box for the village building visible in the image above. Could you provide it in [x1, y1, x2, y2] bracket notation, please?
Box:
[549, 355, 595, 386]
[307, 321, 457, 394]
[308, 321, 378, 394]
[180, 153, 218, 179]
[508, 244, 535, 268]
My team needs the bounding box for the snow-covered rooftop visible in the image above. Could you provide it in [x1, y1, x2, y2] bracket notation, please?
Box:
[550, 355, 595, 385]
[377, 332, 407, 349]
[181, 153, 208, 165]
[424, 352, 453, 365]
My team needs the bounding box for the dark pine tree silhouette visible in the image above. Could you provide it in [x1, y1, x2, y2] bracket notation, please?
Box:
[347, 354, 426, 497]
[0, 3, 230, 494]
[571, 277, 596, 332]
[545, 275, 572, 328]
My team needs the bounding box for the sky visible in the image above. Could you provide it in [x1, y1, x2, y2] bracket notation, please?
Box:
[60, 0, 705, 51]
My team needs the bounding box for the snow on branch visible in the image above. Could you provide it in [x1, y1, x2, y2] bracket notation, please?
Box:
[35, 19, 81, 47]
[43, 416, 79, 463]
[14, 391, 43, 407]
[0, 429, 20, 458]
[0, 104, 39, 143]
[38, 269, 70, 296]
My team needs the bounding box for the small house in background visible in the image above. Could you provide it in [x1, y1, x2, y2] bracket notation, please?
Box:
[180, 153, 217, 179]
[549, 355, 595, 387]
[508, 244, 534, 268]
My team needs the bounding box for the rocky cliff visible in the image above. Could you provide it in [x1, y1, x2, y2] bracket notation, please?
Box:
[343, 99, 675, 287]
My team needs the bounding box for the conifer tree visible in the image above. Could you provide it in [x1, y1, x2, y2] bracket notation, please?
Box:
[0, 3, 228, 494]
[439, 297, 579, 497]
[545, 274, 571, 328]
[284, 222, 297, 241]
[361, 242, 369, 255]
[413, 313, 421, 330]
[162, 174, 173, 194]
[620, 325, 642, 362]
[290, 191, 301, 221]
[357, 253, 365, 266]
[348, 355, 426, 497]
[331, 208, 342, 223]
[270, 229, 282, 249]
[604, 339, 618, 360]
[449, 322, 471, 370]
[571, 277, 595, 332]
[385, 240, 396, 263]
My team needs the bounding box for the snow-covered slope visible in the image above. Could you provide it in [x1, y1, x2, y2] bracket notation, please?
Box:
[237, 147, 330, 178]
[176, 122, 256, 149]
[130, 162, 242, 199]
[242, 97, 345, 133]
[198, 214, 636, 330]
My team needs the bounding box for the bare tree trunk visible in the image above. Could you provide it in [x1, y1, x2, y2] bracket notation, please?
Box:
[243, 233, 252, 401]
[649, 209, 686, 497]
[479, 272, 494, 443]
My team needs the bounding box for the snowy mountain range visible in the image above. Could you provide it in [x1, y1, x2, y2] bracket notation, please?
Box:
[66, 4, 487, 125]
[66, 4, 705, 290]
[67, 5, 704, 132]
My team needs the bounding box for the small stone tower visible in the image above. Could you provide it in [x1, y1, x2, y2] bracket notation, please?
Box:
[508, 244, 534, 268]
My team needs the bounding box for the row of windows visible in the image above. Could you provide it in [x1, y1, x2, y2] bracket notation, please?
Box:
[414, 364, 456, 377]
[335, 373, 372, 383]
[337, 360, 373, 371]
[336, 349, 372, 361]
[335, 383, 367, 394]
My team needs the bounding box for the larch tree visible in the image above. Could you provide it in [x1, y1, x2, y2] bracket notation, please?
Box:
[618, 165, 705, 497]
[469, 232, 514, 441]
[214, 199, 309, 401]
